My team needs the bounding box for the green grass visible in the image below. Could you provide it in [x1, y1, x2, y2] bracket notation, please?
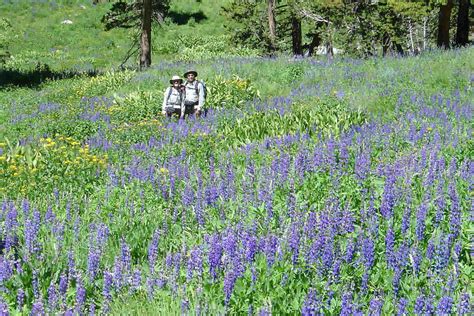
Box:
[1, 0, 233, 71]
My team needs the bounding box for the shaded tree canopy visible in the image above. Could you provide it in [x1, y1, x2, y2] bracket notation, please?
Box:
[222, 0, 471, 57]
[101, 0, 170, 31]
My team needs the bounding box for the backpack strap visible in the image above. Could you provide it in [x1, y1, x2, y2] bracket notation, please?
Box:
[167, 87, 173, 103]
[195, 80, 200, 97]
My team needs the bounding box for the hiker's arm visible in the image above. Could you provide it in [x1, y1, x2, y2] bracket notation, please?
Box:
[198, 83, 205, 111]
[162, 88, 169, 114]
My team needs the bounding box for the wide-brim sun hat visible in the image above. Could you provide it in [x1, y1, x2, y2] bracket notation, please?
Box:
[170, 75, 183, 84]
[184, 70, 198, 77]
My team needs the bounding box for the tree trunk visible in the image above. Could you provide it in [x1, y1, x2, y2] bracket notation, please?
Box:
[437, 0, 454, 48]
[308, 32, 321, 56]
[140, 0, 152, 69]
[267, 0, 277, 52]
[382, 33, 390, 57]
[455, 0, 470, 46]
[291, 15, 303, 56]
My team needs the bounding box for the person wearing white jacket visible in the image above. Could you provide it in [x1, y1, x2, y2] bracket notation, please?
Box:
[162, 75, 185, 119]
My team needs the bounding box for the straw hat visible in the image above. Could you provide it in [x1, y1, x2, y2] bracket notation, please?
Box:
[169, 75, 183, 84]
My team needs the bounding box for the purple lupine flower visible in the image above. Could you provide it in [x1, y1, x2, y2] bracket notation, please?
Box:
[68, 250, 76, 279]
[304, 212, 318, 240]
[322, 238, 334, 271]
[415, 203, 428, 241]
[120, 239, 132, 276]
[264, 234, 278, 268]
[87, 246, 101, 283]
[102, 271, 113, 313]
[0, 298, 8, 315]
[0, 257, 13, 284]
[32, 270, 39, 299]
[396, 298, 408, 316]
[59, 273, 68, 297]
[414, 295, 425, 315]
[437, 296, 453, 315]
[368, 297, 384, 316]
[31, 299, 46, 315]
[113, 257, 124, 290]
[426, 239, 435, 261]
[411, 246, 422, 275]
[187, 246, 203, 281]
[223, 269, 237, 306]
[207, 233, 223, 280]
[457, 293, 471, 315]
[340, 292, 353, 316]
[345, 239, 356, 264]
[448, 183, 461, 238]
[258, 306, 271, 316]
[243, 232, 258, 263]
[17, 288, 25, 310]
[148, 229, 160, 274]
[181, 298, 190, 314]
[362, 236, 375, 270]
[146, 277, 155, 299]
[302, 288, 320, 316]
[89, 303, 95, 316]
[22, 199, 30, 217]
[47, 281, 58, 313]
[223, 229, 238, 261]
[425, 296, 435, 315]
[96, 224, 109, 249]
[354, 149, 370, 181]
[380, 171, 396, 219]
[45, 206, 55, 224]
[400, 205, 411, 236]
[75, 275, 86, 312]
[182, 181, 195, 208]
[435, 234, 451, 272]
[131, 269, 141, 293]
[288, 221, 301, 265]
[392, 268, 402, 296]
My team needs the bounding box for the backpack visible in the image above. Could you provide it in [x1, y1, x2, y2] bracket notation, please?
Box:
[192, 80, 207, 99]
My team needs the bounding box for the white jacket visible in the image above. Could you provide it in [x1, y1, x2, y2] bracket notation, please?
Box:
[162, 87, 184, 112]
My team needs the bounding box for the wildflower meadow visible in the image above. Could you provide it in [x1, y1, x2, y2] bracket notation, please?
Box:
[0, 1, 473, 315]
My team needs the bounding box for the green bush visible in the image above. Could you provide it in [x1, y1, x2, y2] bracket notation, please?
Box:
[207, 74, 260, 109]
[0, 137, 107, 198]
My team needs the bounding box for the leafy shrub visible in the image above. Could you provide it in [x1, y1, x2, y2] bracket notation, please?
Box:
[157, 35, 260, 60]
[207, 74, 260, 109]
[0, 17, 16, 62]
[0, 137, 107, 198]
[283, 63, 306, 83]
[220, 96, 367, 145]
[111, 90, 162, 124]
[72, 70, 134, 98]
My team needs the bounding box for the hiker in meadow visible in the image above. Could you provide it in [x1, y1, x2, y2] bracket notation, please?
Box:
[183, 70, 206, 117]
[162, 75, 185, 119]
